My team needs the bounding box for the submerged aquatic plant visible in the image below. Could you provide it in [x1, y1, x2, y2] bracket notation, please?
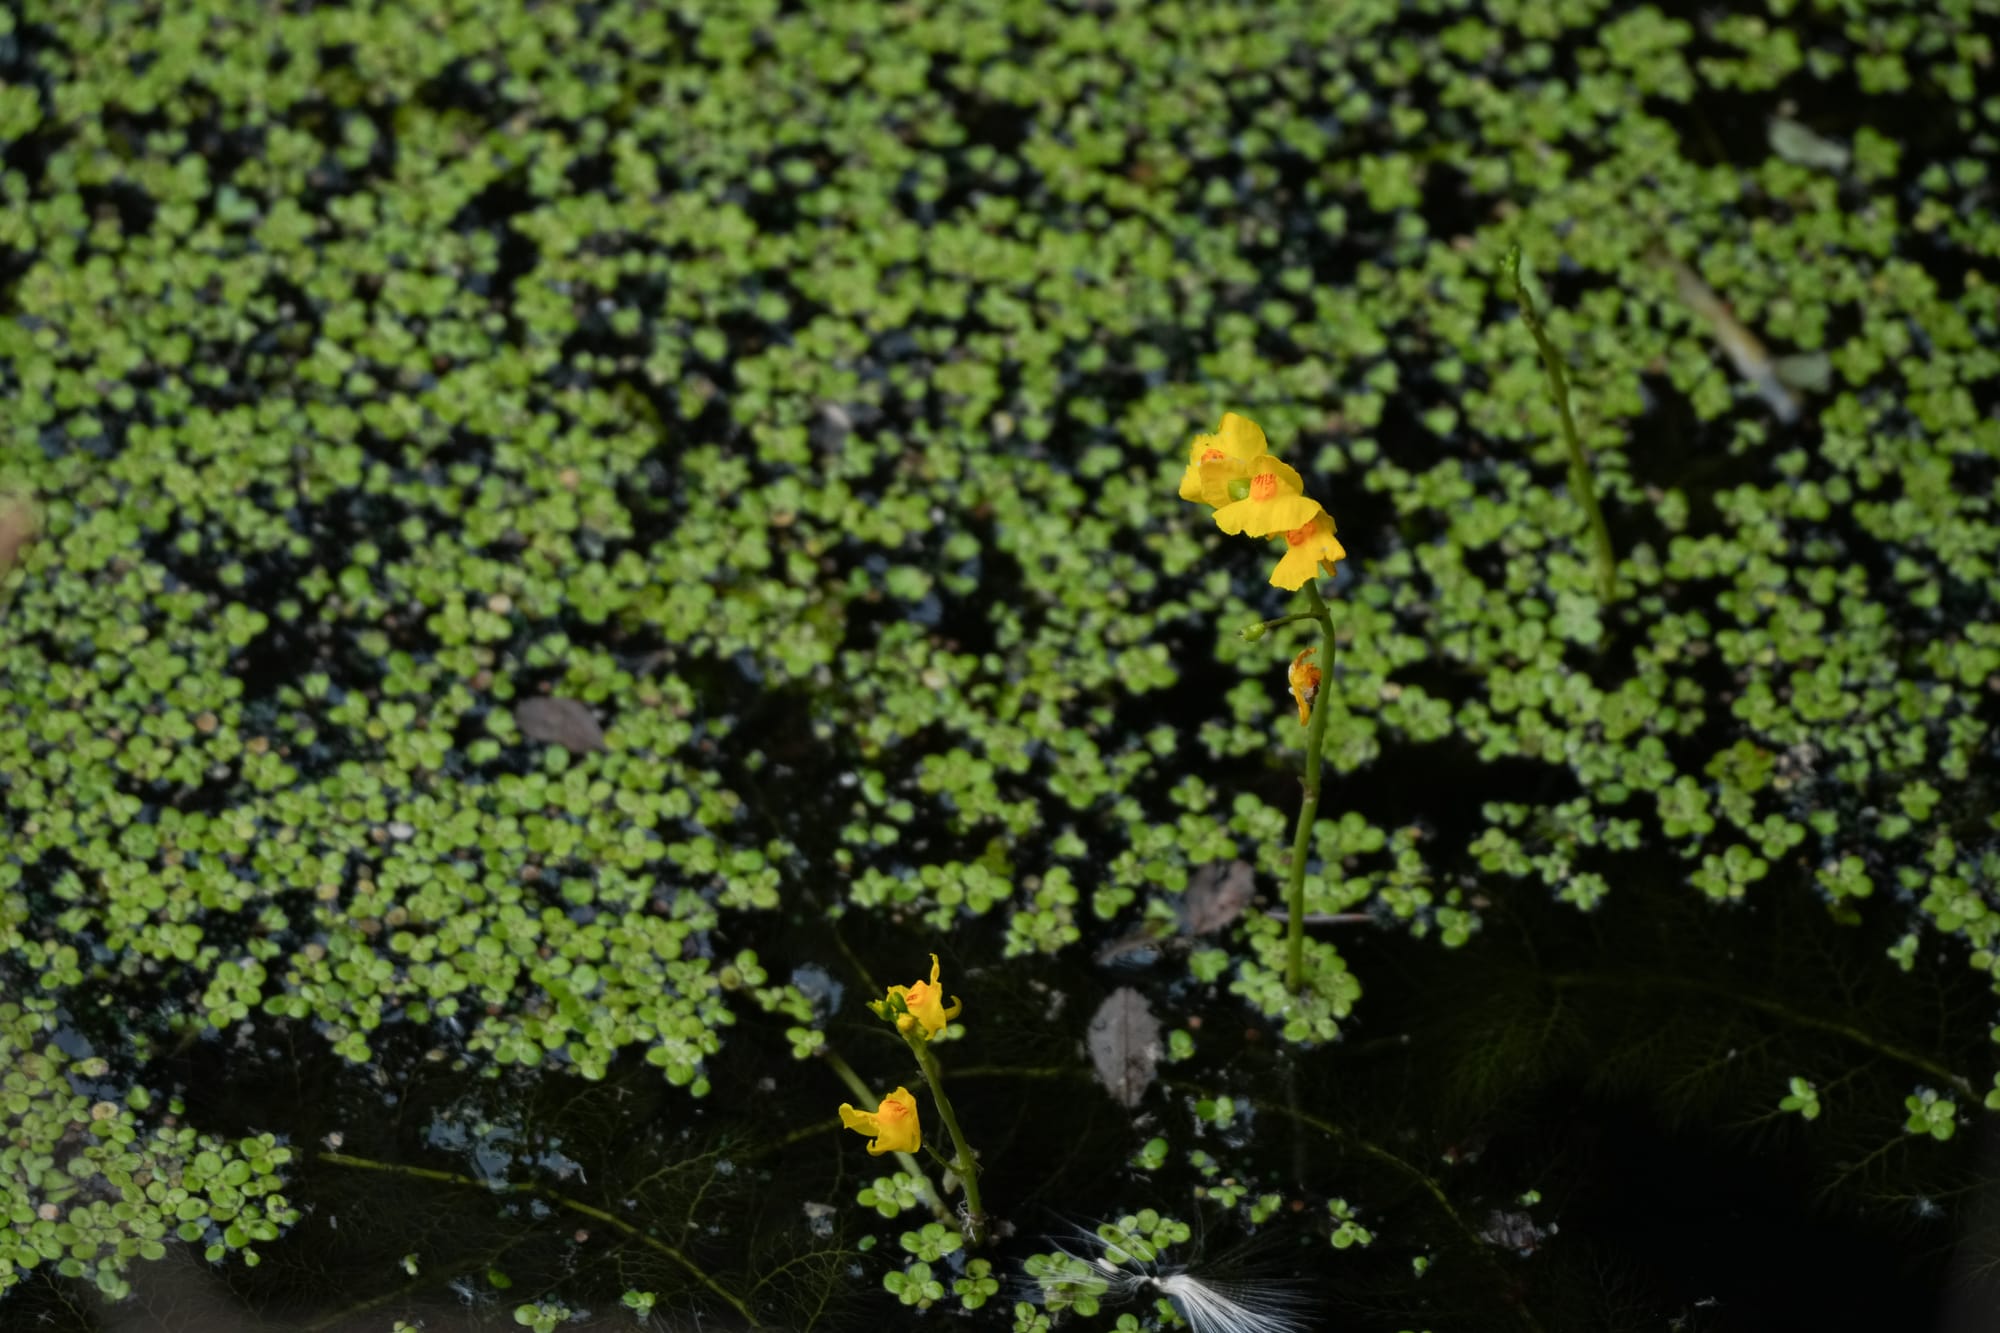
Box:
[4, 0, 1999, 1320]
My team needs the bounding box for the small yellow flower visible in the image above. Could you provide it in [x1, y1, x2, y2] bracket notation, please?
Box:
[838, 1086, 921, 1155]
[1288, 648, 1322, 727]
[887, 953, 962, 1037]
[1177, 412, 1270, 504]
[1268, 512, 1347, 591]
[1212, 456, 1322, 538]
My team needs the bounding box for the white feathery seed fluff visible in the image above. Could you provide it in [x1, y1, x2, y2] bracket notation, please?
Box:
[1033, 1225, 1314, 1333]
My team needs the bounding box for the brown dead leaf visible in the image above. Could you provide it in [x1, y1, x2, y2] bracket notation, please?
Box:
[514, 696, 607, 753]
[1086, 987, 1160, 1109]
[0, 493, 39, 577]
[1182, 859, 1255, 935]
[1093, 922, 1167, 968]
[1650, 247, 1800, 423]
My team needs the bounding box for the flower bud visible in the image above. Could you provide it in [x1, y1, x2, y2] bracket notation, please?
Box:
[1239, 621, 1268, 642]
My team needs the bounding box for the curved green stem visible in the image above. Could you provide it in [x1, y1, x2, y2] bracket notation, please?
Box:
[905, 1032, 988, 1245]
[1504, 245, 1617, 604]
[318, 1151, 760, 1328]
[819, 1046, 951, 1221]
[1549, 970, 1973, 1096]
[1244, 611, 1322, 637]
[1282, 581, 1338, 993]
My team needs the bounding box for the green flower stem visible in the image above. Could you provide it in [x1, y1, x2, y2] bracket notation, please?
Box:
[820, 1047, 951, 1222]
[1282, 580, 1338, 995]
[903, 1031, 988, 1246]
[1242, 611, 1321, 639]
[1504, 245, 1617, 604]
[319, 1152, 761, 1328]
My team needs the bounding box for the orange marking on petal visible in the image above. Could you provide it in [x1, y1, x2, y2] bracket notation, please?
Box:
[1249, 473, 1279, 501]
[1288, 648, 1322, 726]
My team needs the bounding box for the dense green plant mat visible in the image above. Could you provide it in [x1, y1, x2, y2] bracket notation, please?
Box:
[3, 0, 1998, 1327]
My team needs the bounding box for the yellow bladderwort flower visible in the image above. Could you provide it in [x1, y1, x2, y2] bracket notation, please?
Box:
[1177, 412, 1270, 504]
[1212, 456, 1322, 538]
[1269, 512, 1346, 591]
[1288, 647, 1322, 727]
[852, 954, 988, 1242]
[838, 1086, 921, 1155]
[885, 953, 962, 1038]
[1171, 410, 1352, 998]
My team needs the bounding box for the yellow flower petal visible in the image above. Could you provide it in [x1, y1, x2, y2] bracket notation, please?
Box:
[1268, 512, 1346, 590]
[1178, 412, 1272, 504]
[1177, 463, 1210, 503]
[1217, 492, 1320, 538]
[886, 953, 963, 1037]
[1268, 543, 1321, 591]
[839, 1087, 921, 1155]
[1212, 412, 1269, 458]
[1178, 433, 1232, 503]
[1193, 455, 1254, 508]
[1213, 458, 1319, 537]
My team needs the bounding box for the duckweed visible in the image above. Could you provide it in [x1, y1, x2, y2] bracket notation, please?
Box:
[4, 0, 1999, 1323]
